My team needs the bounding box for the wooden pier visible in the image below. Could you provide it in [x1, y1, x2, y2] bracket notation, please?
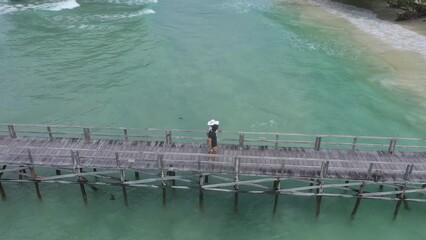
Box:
[1, 123, 426, 219]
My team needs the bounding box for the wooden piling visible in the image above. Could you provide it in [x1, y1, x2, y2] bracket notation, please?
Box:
[393, 193, 402, 221]
[79, 182, 87, 203]
[135, 171, 140, 180]
[344, 180, 349, 193]
[28, 149, 42, 200]
[18, 167, 24, 180]
[116, 152, 128, 206]
[162, 184, 167, 207]
[0, 165, 7, 199]
[72, 151, 87, 204]
[315, 194, 322, 217]
[273, 180, 280, 214]
[199, 175, 205, 211]
[234, 191, 239, 213]
[350, 182, 365, 219]
[55, 169, 61, 175]
[93, 168, 98, 182]
[167, 170, 176, 186]
[309, 178, 314, 193]
[234, 157, 240, 213]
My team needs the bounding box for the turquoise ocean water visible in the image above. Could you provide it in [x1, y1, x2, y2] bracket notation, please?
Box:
[1, 0, 426, 239]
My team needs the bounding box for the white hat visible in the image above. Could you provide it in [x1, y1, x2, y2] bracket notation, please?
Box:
[207, 119, 219, 126]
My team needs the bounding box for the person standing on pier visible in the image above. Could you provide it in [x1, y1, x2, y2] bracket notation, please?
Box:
[207, 119, 220, 160]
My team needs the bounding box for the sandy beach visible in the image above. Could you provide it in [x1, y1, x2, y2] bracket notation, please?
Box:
[297, 0, 426, 111]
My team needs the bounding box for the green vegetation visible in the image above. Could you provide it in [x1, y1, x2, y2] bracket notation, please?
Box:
[385, 0, 426, 20]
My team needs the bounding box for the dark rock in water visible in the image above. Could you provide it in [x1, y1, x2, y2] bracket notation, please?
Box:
[110, 194, 115, 200]
[179, 117, 183, 119]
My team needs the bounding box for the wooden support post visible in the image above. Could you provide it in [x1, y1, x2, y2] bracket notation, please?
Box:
[135, 171, 140, 180]
[309, 178, 314, 193]
[167, 170, 176, 186]
[403, 165, 413, 211]
[393, 165, 414, 219]
[199, 175, 205, 212]
[388, 138, 397, 154]
[234, 191, 239, 214]
[8, 124, 16, 138]
[351, 182, 365, 219]
[234, 157, 240, 213]
[344, 180, 350, 193]
[72, 151, 87, 204]
[83, 128, 91, 143]
[116, 152, 128, 206]
[47, 126, 53, 140]
[403, 196, 410, 211]
[314, 137, 321, 151]
[273, 180, 280, 214]
[79, 182, 87, 204]
[157, 154, 166, 207]
[315, 188, 322, 217]
[0, 165, 7, 199]
[162, 184, 167, 207]
[239, 134, 244, 149]
[93, 168, 98, 182]
[56, 169, 61, 175]
[316, 161, 329, 217]
[28, 149, 42, 200]
[393, 191, 403, 221]
[18, 166, 23, 180]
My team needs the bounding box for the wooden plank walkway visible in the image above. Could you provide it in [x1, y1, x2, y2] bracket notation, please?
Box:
[1, 136, 426, 183]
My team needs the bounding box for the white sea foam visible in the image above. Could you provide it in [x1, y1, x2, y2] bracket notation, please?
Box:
[222, 0, 273, 14]
[310, 0, 426, 59]
[106, 0, 158, 5]
[0, 0, 80, 15]
[95, 8, 155, 20]
[0, 5, 18, 15]
[42, 0, 80, 11]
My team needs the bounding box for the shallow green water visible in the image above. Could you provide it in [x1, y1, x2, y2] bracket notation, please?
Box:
[1, 0, 426, 239]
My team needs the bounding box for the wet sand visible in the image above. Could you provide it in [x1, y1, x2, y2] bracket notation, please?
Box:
[333, 0, 426, 35]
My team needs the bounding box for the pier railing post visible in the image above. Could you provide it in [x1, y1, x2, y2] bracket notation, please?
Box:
[239, 134, 244, 149]
[123, 129, 128, 141]
[83, 128, 91, 143]
[8, 125, 16, 138]
[314, 137, 322, 151]
[388, 138, 397, 154]
[47, 126, 53, 140]
[275, 135, 279, 150]
[351, 137, 357, 152]
[165, 131, 172, 145]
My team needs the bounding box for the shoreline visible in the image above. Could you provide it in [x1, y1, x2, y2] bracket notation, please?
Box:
[332, 0, 426, 36]
[301, 0, 426, 112]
